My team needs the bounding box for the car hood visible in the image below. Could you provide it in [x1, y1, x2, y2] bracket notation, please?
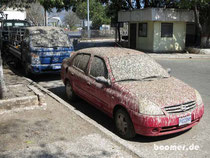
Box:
[117, 77, 196, 108]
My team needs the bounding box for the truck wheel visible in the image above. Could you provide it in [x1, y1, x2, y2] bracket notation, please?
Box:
[114, 108, 136, 140]
[23, 63, 32, 78]
[65, 81, 77, 102]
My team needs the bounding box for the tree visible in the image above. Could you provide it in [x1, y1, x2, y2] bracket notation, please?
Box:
[177, 0, 210, 47]
[105, 0, 210, 47]
[0, 0, 36, 11]
[26, 2, 44, 26]
[76, 0, 110, 29]
[38, 0, 77, 26]
[106, 0, 129, 41]
[64, 11, 80, 30]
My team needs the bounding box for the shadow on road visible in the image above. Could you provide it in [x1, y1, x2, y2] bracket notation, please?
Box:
[49, 86, 191, 143]
[32, 73, 61, 82]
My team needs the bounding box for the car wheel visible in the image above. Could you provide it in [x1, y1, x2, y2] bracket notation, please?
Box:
[65, 81, 77, 101]
[114, 108, 136, 139]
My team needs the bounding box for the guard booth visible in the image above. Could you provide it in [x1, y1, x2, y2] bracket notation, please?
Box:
[118, 8, 195, 52]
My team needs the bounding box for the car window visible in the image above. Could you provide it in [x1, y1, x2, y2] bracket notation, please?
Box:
[4, 22, 12, 27]
[73, 54, 90, 72]
[90, 56, 108, 79]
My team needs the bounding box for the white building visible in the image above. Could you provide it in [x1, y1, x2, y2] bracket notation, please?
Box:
[48, 17, 62, 27]
[3, 8, 26, 20]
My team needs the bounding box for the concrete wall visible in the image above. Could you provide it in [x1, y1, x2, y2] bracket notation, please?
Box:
[136, 22, 154, 52]
[153, 21, 186, 52]
[128, 21, 186, 52]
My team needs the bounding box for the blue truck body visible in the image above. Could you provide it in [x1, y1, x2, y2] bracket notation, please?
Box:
[3, 25, 73, 75]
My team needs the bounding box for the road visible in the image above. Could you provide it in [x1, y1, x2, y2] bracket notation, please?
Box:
[34, 56, 210, 158]
[7, 40, 206, 157]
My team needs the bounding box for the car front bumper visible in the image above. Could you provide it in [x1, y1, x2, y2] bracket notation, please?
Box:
[131, 104, 204, 136]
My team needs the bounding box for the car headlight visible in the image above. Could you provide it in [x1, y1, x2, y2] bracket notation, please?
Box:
[195, 90, 203, 106]
[31, 53, 40, 65]
[139, 99, 164, 115]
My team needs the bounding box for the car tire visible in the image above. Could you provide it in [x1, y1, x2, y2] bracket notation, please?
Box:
[114, 108, 136, 140]
[23, 63, 33, 78]
[65, 81, 77, 102]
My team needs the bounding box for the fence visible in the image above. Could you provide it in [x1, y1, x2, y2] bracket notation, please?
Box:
[80, 29, 116, 39]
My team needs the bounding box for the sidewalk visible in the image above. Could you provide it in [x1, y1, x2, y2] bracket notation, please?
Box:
[0, 68, 137, 158]
[0, 69, 46, 114]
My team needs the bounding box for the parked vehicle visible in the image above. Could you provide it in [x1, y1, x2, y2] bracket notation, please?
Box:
[61, 47, 204, 139]
[2, 26, 73, 75]
[0, 19, 30, 50]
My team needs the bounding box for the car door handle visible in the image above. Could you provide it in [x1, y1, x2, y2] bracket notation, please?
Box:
[87, 82, 91, 86]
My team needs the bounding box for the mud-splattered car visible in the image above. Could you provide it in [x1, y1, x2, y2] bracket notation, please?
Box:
[61, 47, 204, 139]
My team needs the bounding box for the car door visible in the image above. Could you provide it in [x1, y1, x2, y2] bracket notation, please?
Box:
[69, 53, 91, 99]
[87, 56, 111, 114]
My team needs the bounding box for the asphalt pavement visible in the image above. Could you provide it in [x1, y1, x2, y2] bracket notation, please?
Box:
[34, 58, 210, 158]
[2, 39, 210, 157]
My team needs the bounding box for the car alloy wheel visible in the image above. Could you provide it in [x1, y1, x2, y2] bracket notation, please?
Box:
[114, 108, 136, 139]
[65, 81, 77, 101]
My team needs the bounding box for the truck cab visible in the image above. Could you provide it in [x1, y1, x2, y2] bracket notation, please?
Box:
[21, 26, 73, 75]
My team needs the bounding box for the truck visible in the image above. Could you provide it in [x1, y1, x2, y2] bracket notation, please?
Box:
[1, 24, 73, 76]
[0, 18, 30, 51]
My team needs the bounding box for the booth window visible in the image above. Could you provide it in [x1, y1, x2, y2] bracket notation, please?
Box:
[161, 23, 173, 37]
[138, 23, 147, 37]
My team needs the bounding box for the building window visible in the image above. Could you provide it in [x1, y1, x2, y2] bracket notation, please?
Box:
[138, 23, 147, 37]
[161, 23, 173, 37]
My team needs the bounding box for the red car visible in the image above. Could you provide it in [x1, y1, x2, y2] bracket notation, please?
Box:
[61, 47, 204, 139]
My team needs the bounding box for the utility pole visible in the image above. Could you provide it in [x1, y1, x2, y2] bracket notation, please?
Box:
[87, 0, 90, 38]
[44, 9, 48, 26]
[0, 50, 7, 99]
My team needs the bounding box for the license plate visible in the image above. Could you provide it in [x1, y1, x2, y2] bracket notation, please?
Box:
[179, 115, 191, 126]
[53, 65, 61, 69]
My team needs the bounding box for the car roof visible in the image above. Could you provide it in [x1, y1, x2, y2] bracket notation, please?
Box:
[77, 47, 145, 58]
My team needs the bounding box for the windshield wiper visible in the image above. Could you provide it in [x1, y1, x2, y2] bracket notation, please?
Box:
[142, 76, 168, 80]
[116, 79, 142, 82]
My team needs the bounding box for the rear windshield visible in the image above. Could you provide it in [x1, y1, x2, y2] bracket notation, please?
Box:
[30, 28, 70, 48]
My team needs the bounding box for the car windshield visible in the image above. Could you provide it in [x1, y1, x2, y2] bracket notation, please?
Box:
[30, 28, 70, 48]
[109, 55, 170, 82]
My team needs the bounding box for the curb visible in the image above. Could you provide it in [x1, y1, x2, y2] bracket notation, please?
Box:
[28, 85, 46, 106]
[24, 77, 142, 158]
[0, 82, 46, 114]
[187, 47, 210, 55]
[0, 95, 39, 114]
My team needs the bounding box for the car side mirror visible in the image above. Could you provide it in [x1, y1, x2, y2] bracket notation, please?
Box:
[167, 68, 171, 74]
[96, 76, 111, 86]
